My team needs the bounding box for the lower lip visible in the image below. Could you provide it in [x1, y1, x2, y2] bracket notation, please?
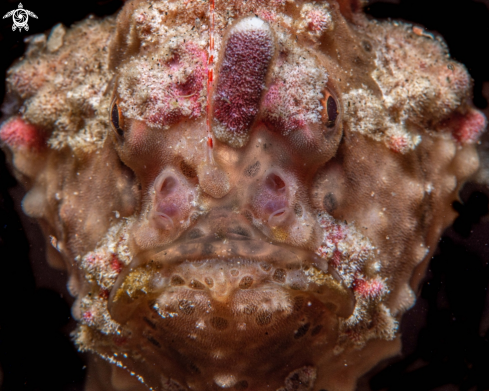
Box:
[110, 257, 355, 320]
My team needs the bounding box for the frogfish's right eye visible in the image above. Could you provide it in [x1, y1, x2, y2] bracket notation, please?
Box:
[110, 100, 124, 137]
[321, 90, 339, 129]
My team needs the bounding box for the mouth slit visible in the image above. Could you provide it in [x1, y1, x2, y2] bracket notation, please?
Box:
[109, 239, 356, 321]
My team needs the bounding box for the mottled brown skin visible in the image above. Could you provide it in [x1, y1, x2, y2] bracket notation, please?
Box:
[0, 0, 485, 390]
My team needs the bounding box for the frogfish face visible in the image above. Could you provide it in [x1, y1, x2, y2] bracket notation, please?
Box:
[0, 0, 486, 390]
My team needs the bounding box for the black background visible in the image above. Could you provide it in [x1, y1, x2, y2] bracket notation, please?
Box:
[1, 0, 489, 390]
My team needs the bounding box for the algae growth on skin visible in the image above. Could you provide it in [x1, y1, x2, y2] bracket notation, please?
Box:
[0, 0, 487, 390]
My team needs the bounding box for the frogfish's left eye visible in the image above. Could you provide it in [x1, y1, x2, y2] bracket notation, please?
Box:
[110, 100, 125, 137]
[321, 90, 339, 128]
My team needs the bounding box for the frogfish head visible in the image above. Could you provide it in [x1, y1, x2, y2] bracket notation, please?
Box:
[0, 0, 486, 390]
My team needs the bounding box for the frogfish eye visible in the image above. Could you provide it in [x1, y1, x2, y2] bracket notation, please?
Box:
[110, 100, 124, 137]
[321, 90, 339, 128]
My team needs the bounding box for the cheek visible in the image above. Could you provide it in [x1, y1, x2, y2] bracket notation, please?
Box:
[116, 120, 169, 181]
[128, 121, 148, 145]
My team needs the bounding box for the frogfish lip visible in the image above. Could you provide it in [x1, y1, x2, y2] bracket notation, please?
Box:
[108, 238, 355, 322]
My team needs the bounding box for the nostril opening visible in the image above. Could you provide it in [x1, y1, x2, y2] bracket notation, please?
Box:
[157, 176, 177, 195]
[264, 200, 288, 215]
[268, 208, 287, 224]
[265, 173, 286, 193]
[157, 212, 174, 227]
[157, 202, 179, 217]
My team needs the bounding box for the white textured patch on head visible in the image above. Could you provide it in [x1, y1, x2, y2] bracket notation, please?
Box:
[296, 2, 333, 39]
[232, 16, 270, 33]
[264, 36, 329, 134]
[342, 87, 421, 153]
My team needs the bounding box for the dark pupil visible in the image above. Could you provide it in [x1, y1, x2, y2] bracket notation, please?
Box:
[326, 96, 338, 128]
[111, 103, 123, 136]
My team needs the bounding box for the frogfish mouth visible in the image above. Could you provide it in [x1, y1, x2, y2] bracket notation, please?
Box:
[109, 227, 354, 389]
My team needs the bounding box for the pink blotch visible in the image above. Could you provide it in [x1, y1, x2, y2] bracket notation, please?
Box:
[353, 278, 385, 299]
[263, 82, 308, 135]
[0, 117, 45, 151]
[451, 109, 487, 144]
[85, 254, 96, 265]
[111, 255, 123, 274]
[331, 249, 342, 267]
[388, 135, 409, 153]
[307, 10, 330, 32]
[99, 289, 110, 299]
[83, 311, 94, 323]
[257, 9, 277, 22]
[316, 245, 330, 259]
[135, 12, 146, 24]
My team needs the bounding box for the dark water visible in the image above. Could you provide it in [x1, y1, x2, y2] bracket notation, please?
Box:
[0, 0, 489, 390]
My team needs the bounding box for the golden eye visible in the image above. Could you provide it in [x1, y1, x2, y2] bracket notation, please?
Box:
[110, 100, 124, 137]
[321, 91, 339, 128]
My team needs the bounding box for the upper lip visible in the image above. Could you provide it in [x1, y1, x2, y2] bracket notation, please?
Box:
[110, 238, 355, 319]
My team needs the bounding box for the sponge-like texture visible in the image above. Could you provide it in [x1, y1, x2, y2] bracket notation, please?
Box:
[0, 0, 486, 390]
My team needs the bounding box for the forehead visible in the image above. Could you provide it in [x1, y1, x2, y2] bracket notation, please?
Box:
[113, 1, 334, 127]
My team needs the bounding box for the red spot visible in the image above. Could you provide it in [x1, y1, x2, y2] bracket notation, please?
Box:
[111, 255, 123, 274]
[307, 10, 329, 32]
[83, 311, 94, 323]
[331, 250, 342, 267]
[388, 135, 409, 153]
[257, 9, 277, 22]
[327, 225, 345, 246]
[207, 137, 213, 148]
[450, 109, 487, 144]
[0, 117, 46, 151]
[113, 336, 127, 346]
[99, 289, 110, 299]
[353, 278, 385, 300]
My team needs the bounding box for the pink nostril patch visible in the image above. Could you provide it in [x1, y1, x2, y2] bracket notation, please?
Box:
[157, 202, 179, 218]
[155, 176, 179, 223]
[264, 200, 288, 215]
[265, 173, 286, 193]
[158, 176, 177, 196]
[152, 170, 196, 231]
[252, 172, 292, 225]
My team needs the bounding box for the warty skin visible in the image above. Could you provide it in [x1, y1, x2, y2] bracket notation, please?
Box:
[0, 0, 486, 390]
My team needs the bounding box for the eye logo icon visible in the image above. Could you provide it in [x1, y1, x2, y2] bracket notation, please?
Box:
[3, 3, 37, 32]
